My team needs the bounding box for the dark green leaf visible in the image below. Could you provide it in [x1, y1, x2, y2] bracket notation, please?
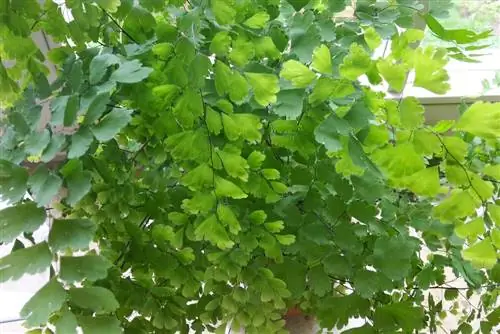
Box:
[0, 202, 46, 244]
[48, 218, 96, 252]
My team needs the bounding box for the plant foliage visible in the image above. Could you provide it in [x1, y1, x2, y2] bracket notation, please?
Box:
[0, 0, 499, 333]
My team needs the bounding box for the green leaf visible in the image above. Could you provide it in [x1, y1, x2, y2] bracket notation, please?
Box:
[280, 60, 316, 88]
[0, 202, 46, 244]
[309, 266, 331, 296]
[28, 168, 63, 207]
[374, 302, 425, 332]
[68, 127, 94, 159]
[339, 44, 372, 80]
[462, 238, 497, 269]
[60, 255, 112, 283]
[245, 72, 279, 106]
[286, 0, 311, 11]
[110, 59, 153, 83]
[69, 287, 119, 314]
[363, 27, 382, 50]
[41, 134, 65, 162]
[311, 44, 332, 74]
[0, 242, 52, 283]
[229, 36, 255, 67]
[91, 108, 132, 142]
[78, 316, 122, 334]
[424, 14, 492, 44]
[211, 0, 236, 25]
[65, 170, 91, 205]
[215, 176, 247, 199]
[455, 102, 500, 139]
[48, 218, 96, 252]
[247, 151, 266, 168]
[55, 308, 78, 334]
[89, 54, 120, 85]
[243, 12, 269, 29]
[309, 77, 354, 105]
[0, 160, 28, 204]
[25, 129, 50, 155]
[276, 234, 295, 245]
[372, 235, 419, 280]
[84, 93, 110, 125]
[399, 97, 425, 129]
[314, 113, 350, 152]
[455, 217, 485, 240]
[194, 214, 234, 249]
[20, 279, 67, 327]
[273, 89, 305, 119]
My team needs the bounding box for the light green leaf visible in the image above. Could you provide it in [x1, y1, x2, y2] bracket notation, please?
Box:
[218, 150, 249, 181]
[462, 238, 497, 269]
[276, 234, 295, 245]
[20, 279, 67, 327]
[339, 44, 372, 80]
[286, 0, 311, 11]
[217, 204, 241, 234]
[94, 0, 121, 13]
[483, 164, 500, 180]
[229, 36, 255, 67]
[399, 97, 424, 129]
[405, 166, 441, 197]
[231, 113, 262, 142]
[488, 204, 500, 226]
[91, 108, 132, 142]
[245, 72, 279, 106]
[280, 60, 316, 88]
[182, 163, 213, 190]
[0, 202, 46, 244]
[247, 151, 266, 168]
[433, 190, 481, 223]
[377, 58, 409, 93]
[221, 113, 240, 141]
[212, 0, 236, 25]
[78, 316, 122, 334]
[210, 32, 232, 56]
[311, 44, 332, 74]
[68, 127, 94, 159]
[48, 219, 96, 252]
[414, 46, 450, 94]
[65, 170, 91, 205]
[55, 308, 78, 334]
[60, 255, 112, 283]
[110, 60, 153, 84]
[206, 107, 223, 135]
[455, 102, 500, 139]
[194, 214, 234, 249]
[455, 217, 485, 240]
[0, 242, 52, 283]
[243, 12, 270, 29]
[69, 287, 119, 314]
[363, 27, 382, 50]
[89, 54, 120, 85]
[254, 37, 281, 60]
[215, 176, 247, 199]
